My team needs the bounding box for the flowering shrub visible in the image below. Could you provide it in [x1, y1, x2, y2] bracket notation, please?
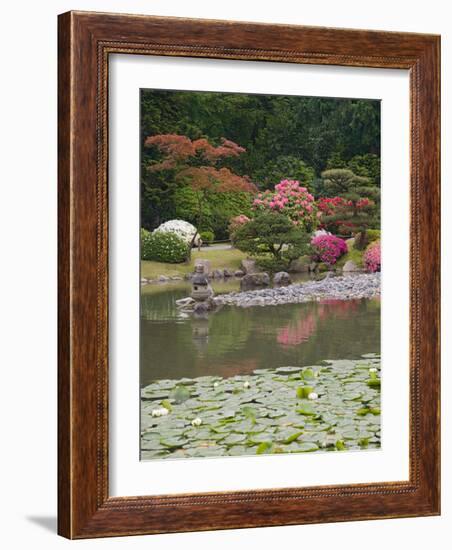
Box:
[311, 234, 348, 266]
[228, 214, 250, 240]
[317, 196, 375, 235]
[154, 219, 199, 246]
[141, 229, 189, 263]
[364, 240, 381, 272]
[316, 196, 350, 217]
[253, 180, 317, 230]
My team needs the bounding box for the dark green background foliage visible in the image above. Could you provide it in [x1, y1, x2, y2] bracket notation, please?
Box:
[141, 90, 381, 235]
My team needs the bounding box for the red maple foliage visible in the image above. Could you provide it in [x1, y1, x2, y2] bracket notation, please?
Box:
[145, 134, 255, 191]
[145, 134, 256, 250]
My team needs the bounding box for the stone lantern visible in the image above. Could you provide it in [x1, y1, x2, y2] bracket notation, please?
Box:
[191, 265, 213, 302]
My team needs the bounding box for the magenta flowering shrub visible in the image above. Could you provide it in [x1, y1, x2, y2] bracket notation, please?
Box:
[364, 240, 381, 272]
[253, 180, 317, 230]
[311, 234, 348, 266]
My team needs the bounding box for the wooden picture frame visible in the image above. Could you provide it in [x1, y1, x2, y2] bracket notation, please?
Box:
[58, 10, 440, 539]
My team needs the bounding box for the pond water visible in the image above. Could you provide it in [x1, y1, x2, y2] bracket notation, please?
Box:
[140, 278, 380, 387]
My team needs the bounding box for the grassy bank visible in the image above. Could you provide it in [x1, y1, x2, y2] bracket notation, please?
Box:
[141, 247, 248, 280]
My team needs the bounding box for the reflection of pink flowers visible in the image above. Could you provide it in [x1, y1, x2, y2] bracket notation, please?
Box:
[277, 312, 317, 347]
[276, 300, 360, 347]
[311, 234, 348, 266]
[364, 240, 381, 272]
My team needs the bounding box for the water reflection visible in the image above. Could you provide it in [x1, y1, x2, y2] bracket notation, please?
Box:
[140, 283, 380, 386]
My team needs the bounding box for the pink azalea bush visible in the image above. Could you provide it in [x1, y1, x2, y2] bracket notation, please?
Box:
[364, 240, 381, 272]
[228, 214, 250, 241]
[253, 180, 317, 230]
[311, 234, 348, 266]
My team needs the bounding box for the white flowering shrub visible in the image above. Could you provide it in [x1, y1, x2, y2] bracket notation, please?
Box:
[154, 219, 200, 246]
[141, 228, 188, 263]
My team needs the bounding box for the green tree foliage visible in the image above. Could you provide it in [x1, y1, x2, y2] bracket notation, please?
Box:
[140, 90, 381, 231]
[320, 169, 380, 248]
[173, 187, 253, 240]
[253, 156, 316, 190]
[326, 152, 381, 185]
[234, 212, 310, 271]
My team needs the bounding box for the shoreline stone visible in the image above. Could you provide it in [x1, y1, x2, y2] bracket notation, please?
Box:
[214, 273, 380, 308]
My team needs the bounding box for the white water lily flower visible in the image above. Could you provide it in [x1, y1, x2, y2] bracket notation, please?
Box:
[369, 367, 378, 373]
[243, 381, 251, 389]
[191, 417, 202, 427]
[213, 381, 219, 388]
[151, 407, 169, 417]
[307, 392, 318, 400]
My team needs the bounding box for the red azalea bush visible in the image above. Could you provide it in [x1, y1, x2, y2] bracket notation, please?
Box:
[253, 180, 317, 230]
[311, 233, 348, 266]
[316, 196, 350, 217]
[316, 196, 375, 235]
[364, 240, 381, 272]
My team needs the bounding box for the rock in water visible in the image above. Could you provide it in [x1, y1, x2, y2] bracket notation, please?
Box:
[273, 271, 292, 285]
[289, 256, 311, 273]
[175, 297, 195, 308]
[241, 258, 257, 274]
[240, 272, 270, 289]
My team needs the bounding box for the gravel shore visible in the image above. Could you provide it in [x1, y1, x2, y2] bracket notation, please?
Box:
[213, 273, 380, 308]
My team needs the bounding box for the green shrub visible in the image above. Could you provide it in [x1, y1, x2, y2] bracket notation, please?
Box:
[366, 229, 381, 243]
[140, 228, 188, 263]
[353, 229, 380, 250]
[199, 230, 214, 245]
[174, 186, 253, 240]
[234, 212, 310, 272]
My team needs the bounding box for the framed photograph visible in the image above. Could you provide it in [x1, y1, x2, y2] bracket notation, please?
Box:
[58, 11, 440, 539]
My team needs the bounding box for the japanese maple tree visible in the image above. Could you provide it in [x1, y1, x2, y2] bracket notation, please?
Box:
[145, 134, 256, 251]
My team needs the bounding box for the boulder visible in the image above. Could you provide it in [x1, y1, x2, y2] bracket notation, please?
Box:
[158, 275, 170, 282]
[240, 272, 270, 289]
[342, 260, 360, 272]
[309, 262, 319, 273]
[223, 268, 234, 278]
[234, 270, 245, 278]
[289, 256, 311, 273]
[140, 278, 149, 284]
[194, 259, 211, 275]
[193, 298, 217, 315]
[241, 258, 257, 274]
[273, 271, 292, 285]
[211, 269, 223, 279]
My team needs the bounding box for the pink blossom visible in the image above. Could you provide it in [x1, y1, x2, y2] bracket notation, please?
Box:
[364, 240, 381, 272]
[311, 234, 348, 266]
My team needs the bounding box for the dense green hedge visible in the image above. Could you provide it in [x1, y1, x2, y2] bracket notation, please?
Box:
[141, 229, 188, 263]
